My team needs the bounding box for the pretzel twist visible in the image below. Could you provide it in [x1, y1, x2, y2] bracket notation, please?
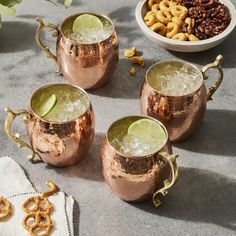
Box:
[172, 16, 183, 27]
[144, 11, 156, 27]
[172, 32, 187, 40]
[23, 196, 53, 214]
[23, 212, 52, 236]
[159, 0, 176, 11]
[22, 181, 58, 236]
[150, 22, 166, 36]
[156, 10, 172, 25]
[171, 5, 188, 19]
[148, 0, 161, 9]
[166, 22, 180, 38]
[0, 197, 12, 221]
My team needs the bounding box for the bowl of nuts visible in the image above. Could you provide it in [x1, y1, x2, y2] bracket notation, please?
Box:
[135, 0, 236, 52]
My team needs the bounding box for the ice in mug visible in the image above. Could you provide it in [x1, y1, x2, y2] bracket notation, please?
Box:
[109, 117, 167, 156]
[64, 14, 113, 44]
[31, 84, 89, 122]
[148, 62, 202, 96]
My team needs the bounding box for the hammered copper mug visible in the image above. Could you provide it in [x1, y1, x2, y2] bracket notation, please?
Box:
[140, 55, 224, 142]
[35, 13, 119, 90]
[101, 115, 178, 207]
[4, 84, 95, 167]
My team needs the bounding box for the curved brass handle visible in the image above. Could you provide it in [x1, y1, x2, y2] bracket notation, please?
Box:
[153, 152, 179, 207]
[42, 180, 58, 198]
[35, 16, 59, 62]
[201, 54, 224, 101]
[4, 107, 36, 161]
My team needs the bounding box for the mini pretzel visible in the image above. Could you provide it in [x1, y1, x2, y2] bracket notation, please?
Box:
[23, 196, 53, 214]
[166, 22, 180, 38]
[172, 32, 187, 41]
[171, 5, 188, 19]
[172, 16, 183, 27]
[23, 212, 52, 236]
[156, 10, 172, 25]
[151, 4, 159, 15]
[0, 197, 12, 221]
[159, 0, 176, 12]
[42, 180, 57, 198]
[145, 10, 155, 18]
[186, 33, 199, 41]
[144, 11, 156, 27]
[148, 0, 161, 9]
[22, 181, 58, 236]
[150, 22, 166, 36]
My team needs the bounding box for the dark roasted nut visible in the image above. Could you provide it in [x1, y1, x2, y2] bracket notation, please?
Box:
[176, 0, 197, 8]
[180, 0, 231, 39]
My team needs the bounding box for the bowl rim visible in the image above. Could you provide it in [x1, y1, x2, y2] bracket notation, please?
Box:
[135, 0, 236, 46]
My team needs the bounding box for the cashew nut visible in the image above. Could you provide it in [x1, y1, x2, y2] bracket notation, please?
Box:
[124, 47, 137, 58]
[130, 56, 145, 67]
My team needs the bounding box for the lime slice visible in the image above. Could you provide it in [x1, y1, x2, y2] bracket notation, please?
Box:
[72, 14, 103, 33]
[37, 94, 57, 117]
[127, 118, 166, 143]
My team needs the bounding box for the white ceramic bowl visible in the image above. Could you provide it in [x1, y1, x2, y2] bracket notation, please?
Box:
[135, 0, 236, 52]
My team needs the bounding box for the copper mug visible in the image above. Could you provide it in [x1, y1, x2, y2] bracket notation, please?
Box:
[140, 55, 224, 142]
[4, 84, 95, 167]
[35, 13, 119, 90]
[100, 115, 178, 207]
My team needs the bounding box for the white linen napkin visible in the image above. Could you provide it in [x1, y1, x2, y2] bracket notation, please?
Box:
[0, 156, 74, 236]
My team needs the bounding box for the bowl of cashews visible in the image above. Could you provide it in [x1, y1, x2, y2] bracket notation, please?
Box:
[135, 0, 236, 52]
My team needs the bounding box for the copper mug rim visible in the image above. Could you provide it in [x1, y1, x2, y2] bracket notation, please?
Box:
[59, 12, 116, 46]
[29, 83, 92, 125]
[145, 60, 204, 98]
[106, 115, 169, 159]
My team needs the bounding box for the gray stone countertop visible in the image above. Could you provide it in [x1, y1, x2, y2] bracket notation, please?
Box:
[0, 0, 236, 235]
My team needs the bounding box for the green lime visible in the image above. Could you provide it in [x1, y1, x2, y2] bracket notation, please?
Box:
[37, 94, 57, 117]
[72, 14, 103, 33]
[127, 118, 166, 143]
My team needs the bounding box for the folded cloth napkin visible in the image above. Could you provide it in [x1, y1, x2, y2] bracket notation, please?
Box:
[0, 156, 74, 236]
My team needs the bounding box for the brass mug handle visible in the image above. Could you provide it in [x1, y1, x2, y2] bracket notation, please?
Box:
[153, 152, 179, 207]
[35, 16, 60, 62]
[4, 107, 36, 161]
[201, 54, 224, 101]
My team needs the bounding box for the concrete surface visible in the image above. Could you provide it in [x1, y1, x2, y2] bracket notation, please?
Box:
[0, 0, 236, 235]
